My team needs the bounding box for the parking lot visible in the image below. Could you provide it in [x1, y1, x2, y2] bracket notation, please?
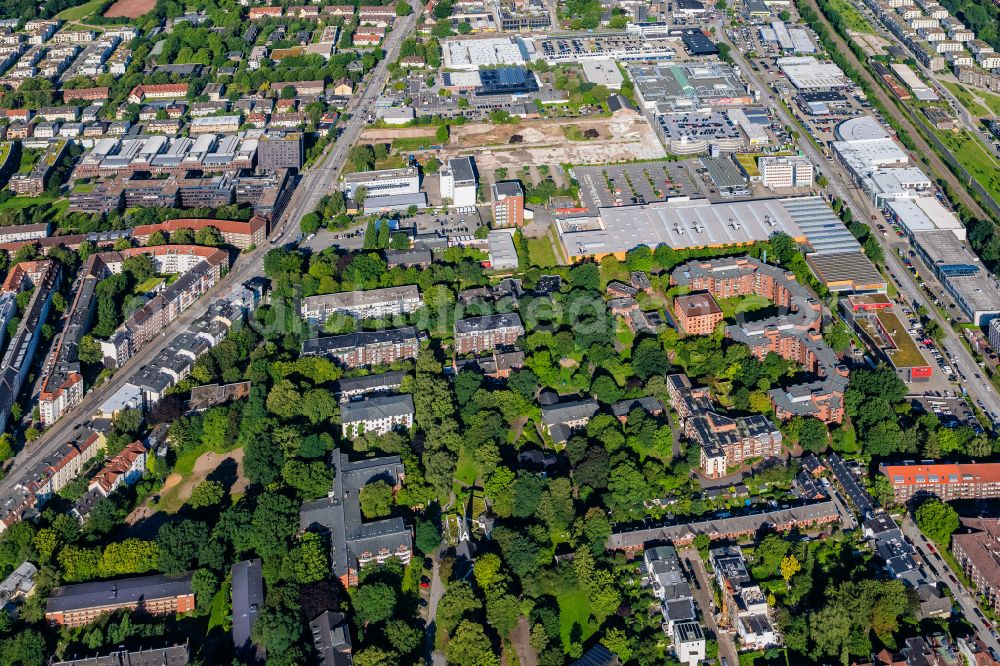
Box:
[571, 161, 698, 211]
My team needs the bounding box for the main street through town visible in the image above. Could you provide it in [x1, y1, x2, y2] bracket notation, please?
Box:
[0, 10, 420, 500]
[720, 25, 1000, 421]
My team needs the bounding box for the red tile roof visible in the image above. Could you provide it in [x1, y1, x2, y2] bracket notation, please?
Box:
[882, 462, 1000, 485]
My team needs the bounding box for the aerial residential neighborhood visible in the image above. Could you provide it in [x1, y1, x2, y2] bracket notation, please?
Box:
[0, 0, 999, 662]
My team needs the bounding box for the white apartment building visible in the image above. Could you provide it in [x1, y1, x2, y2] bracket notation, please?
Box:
[759, 155, 814, 189]
[340, 394, 415, 438]
[673, 622, 706, 666]
[300, 285, 423, 323]
[440, 157, 477, 208]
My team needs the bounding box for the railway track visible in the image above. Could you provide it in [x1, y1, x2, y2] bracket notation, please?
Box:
[801, 0, 990, 221]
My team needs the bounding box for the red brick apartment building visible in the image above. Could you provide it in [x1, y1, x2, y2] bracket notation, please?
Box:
[127, 83, 189, 105]
[952, 517, 1000, 614]
[454, 314, 525, 355]
[131, 216, 268, 250]
[301, 327, 421, 369]
[491, 181, 525, 227]
[880, 462, 1000, 503]
[45, 573, 195, 627]
[673, 292, 723, 335]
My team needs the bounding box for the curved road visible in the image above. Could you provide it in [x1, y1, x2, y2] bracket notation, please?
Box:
[0, 11, 420, 501]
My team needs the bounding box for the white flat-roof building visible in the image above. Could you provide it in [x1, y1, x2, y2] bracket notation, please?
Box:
[343, 167, 420, 199]
[487, 230, 519, 271]
[440, 157, 477, 208]
[911, 230, 1000, 326]
[442, 37, 531, 70]
[581, 59, 624, 90]
[759, 155, 814, 189]
[777, 56, 850, 89]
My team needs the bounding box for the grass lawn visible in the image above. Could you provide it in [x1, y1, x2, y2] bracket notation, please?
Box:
[616, 320, 635, 359]
[941, 81, 991, 117]
[557, 587, 594, 648]
[717, 294, 773, 320]
[0, 193, 57, 210]
[454, 446, 478, 487]
[526, 235, 557, 268]
[827, 0, 875, 33]
[207, 586, 230, 632]
[134, 276, 165, 294]
[938, 130, 1000, 203]
[57, 0, 105, 20]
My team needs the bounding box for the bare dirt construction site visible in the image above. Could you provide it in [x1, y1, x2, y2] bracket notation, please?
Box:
[104, 0, 157, 18]
[444, 113, 666, 172]
[361, 127, 438, 141]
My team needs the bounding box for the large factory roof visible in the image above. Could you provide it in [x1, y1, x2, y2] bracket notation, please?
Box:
[777, 56, 849, 89]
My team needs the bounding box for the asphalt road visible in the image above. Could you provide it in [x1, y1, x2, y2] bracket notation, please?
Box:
[720, 24, 1000, 420]
[899, 515, 1000, 654]
[0, 12, 421, 500]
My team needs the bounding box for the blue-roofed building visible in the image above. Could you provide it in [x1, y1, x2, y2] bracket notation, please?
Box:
[475, 67, 539, 96]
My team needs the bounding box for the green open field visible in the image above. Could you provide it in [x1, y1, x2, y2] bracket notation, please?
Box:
[526, 235, 557, 268]
[57, 0, 105, 20]
[941, 81, 992, 117]
[937, 130, 1000, 203]
[827, 0, 875, 33]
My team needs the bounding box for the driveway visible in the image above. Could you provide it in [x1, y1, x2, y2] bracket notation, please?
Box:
[679, 548, 739, 666]
[424, 549, 447, 666]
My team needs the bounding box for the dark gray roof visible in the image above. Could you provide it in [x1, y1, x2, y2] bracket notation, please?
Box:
[572, 644, 619, 666]
[447, 156, 476, 184]
[340, 394, 414, 423]
[231, 559, 265, 663]
[492, 180, 523, 197]
[301, 327, 419, 356]
[454, 313, 523, 334]
[609, 501, 839, 550]
[299, 450, 410, 578]
[336, 371, 406, 396]
[541, 399, 599, 427]
[310, 611, 353, 666]
[385, 248, 432, 266]
[51, 644, 190, 666]
[611, 397, 664, 418]
[46, 573, 193, 614]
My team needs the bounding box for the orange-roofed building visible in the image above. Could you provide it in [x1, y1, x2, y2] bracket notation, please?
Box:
[131, 216, 268, 250]
[127, 83, 189, 105]
[880, 462, 1000, 503]
[89, 441, 147, 497]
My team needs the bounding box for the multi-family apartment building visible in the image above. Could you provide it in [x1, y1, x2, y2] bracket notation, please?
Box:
[301, 327, 421, 368]
[89, 441, 147, 497]
[53, 645, 190, 666]
[673, 292, 723, 335]
[644, 545, 699, 635]
[0, 222, 50, 244]
[666, 374, 783, 478]
[491, 181, 525, 227]
[300, 286, 422, 323]
[45, 573, 195, 627]
[131, 216, 268, 250]
[341, 394, 415, 438]
[19, 430, 104, 502]
[952, 517, 1000, 614]
[335, 371, 406, 403]
[880, 462, 1000, 503]
[671, 256, 846, 423]
[453, 314, 524, 355]
[98, 246, 229, 368]
[127, 83, 189, 104]
[300, 450, 412, 587]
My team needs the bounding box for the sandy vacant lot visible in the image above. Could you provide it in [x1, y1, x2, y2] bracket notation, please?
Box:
[361, 127, 439, 140]
[443, 113, 666, 173]
[155, 448, 249, 513]
[104, 0, 156, 18]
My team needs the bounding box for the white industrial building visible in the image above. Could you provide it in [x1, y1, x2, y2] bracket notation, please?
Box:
[442, 37, 531, 70]
[581, 59, 624, 90]
[342, 167, 420, 199]
[777, 56, 850, 89]
[886, 196, 966, 241]
[440, 157, 477, 208]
